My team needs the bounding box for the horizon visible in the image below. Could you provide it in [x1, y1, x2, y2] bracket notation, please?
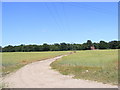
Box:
[2, 2, 118, 47]
[2, 39, 118, 47]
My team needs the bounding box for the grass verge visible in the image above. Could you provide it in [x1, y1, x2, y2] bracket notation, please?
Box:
[2, 51, 69, 76]
[51, 50, 118, 85]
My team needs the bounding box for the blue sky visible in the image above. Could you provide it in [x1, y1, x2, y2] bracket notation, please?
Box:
[2, 2, 118, 46]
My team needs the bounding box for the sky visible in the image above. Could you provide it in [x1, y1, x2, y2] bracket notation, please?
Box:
[2, 2, 118, 46]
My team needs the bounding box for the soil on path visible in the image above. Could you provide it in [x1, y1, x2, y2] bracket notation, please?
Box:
[3, 55, 117, 88]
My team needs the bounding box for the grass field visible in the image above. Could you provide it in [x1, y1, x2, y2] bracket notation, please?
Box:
[2, 51, 69, 75]
[51, 49, 118, 85]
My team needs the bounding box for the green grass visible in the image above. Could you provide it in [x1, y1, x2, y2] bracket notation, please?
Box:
[2, 51, 69, 75]
[51, 49, 118, 85]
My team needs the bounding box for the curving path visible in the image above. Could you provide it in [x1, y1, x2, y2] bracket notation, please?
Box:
[3, 55, 117, 88]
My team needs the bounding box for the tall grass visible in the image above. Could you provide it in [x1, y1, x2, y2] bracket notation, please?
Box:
[51, 50, 118, 85]
[2, 51, 69, 75]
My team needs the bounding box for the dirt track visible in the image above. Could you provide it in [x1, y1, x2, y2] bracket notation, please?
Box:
[3, 55, 117, 88]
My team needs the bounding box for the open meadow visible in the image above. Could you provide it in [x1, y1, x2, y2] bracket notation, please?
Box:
[51, 49, 118, 85]
[2, 2, 118, 88]
[2, 49, 118, 86]
[2, 51, 69, 75]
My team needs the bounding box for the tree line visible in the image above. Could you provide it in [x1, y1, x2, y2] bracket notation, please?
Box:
[1, 40, 120, 52]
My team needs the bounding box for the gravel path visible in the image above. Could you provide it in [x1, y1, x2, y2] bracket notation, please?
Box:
[3, 55, 117, 88]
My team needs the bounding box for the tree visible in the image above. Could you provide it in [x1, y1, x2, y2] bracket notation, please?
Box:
[42, 43, 50, 51]
[2, 45, 15, 52]
[0, 46, 2, 52]
[86, 40, 93, 50]
[81, 43, 88, 50]
[33, 45, 40, 51]
[60, 43, 68, 51]
[2, 40, 119, 52]
[99, 41, 109, 49]
[93, 42, 99, 49]
[109, 41, 119, 49]
[49, 43, 60, 51]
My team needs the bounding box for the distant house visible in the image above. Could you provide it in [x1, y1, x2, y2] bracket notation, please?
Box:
[90, 46, 95, 50]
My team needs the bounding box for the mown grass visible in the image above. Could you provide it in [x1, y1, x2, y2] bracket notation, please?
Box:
[51, 49, 118, 85]
[2, 51, 69, 76]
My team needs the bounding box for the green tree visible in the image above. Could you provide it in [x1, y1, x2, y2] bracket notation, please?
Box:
[93, 43, 99, 49]
[99, 41, 109, 49]
[81, 43, 88, 50]
[86, 40, 93, 50]
[42, 43, 50, 51]
[0, 46, 2, 52]
[109, 41, 119, 49]
[60, 43, 68, 51]
[2, 45, 15, 52]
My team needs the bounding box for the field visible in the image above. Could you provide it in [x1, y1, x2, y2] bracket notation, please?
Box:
[2, 51, 69, 75]
[1, 50, 118, 85]
[51, 49, 118, 85]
